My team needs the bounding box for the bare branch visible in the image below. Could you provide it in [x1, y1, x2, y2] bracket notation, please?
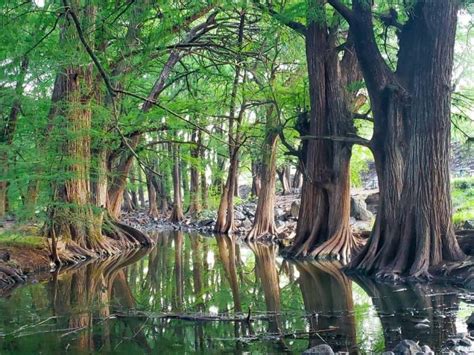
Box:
[300, 134, 371, 147]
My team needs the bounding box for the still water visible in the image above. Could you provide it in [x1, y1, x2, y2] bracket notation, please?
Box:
[0, 231, 472, 354]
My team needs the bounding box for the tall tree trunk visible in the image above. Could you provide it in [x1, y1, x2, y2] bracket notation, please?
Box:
[292, 166, 302, 190]
[251, 158, 262, 197]
[189, 129, 201, 217]
[0, 57, 28, 218]
[336, 0, 465, 277]
[137, 167, 146, 208]
[248, 105, 279, 239]
[288, 3, 359, 261]
[277, 165, 291, 195]
[199, 130, 208, 209]
[146, 171, 159, 219]
[170, 144, 184, 222]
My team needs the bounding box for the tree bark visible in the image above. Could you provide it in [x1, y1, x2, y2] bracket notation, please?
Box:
[288, 3, 359, 261]
[0, 57, 28, 218]
[340, 0, 465, 278]
[146, 171, 159, 219]
[170, 144, 184, 222]
[189, 128, 201, 217]
[248, 105, 279, 239]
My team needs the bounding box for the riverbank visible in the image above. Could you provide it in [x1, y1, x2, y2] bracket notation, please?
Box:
[1, 190, 473, 290]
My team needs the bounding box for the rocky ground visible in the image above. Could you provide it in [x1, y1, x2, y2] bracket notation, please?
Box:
[122, 190, 380, 240]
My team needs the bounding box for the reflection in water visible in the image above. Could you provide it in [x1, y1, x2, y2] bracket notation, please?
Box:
[0, 231, 471, 354]
[354, 276, 459, 353]
[295, 260, 357, 353]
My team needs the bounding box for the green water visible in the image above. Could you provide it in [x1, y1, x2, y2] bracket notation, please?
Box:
[0, 231, 472, 354]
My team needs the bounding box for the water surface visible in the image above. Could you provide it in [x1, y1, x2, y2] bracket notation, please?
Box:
[0, 231, 472, 354]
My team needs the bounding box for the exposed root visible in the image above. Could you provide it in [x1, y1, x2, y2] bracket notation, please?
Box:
[52, 217, 154, 268]
[246, 222, 278, 242]
[0, 265, 26, 285]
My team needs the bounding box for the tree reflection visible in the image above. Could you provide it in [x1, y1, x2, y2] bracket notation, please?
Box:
[49, 249, 151, 353]
[294, 260, 357, 353]
[353, 276, 459, 352]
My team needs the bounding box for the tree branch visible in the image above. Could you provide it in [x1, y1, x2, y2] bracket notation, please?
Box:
[300, 134, 371, 147]
[327, 0, 354, 24]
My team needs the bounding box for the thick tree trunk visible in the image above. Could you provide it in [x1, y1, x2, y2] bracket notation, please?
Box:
[288, 5, 358, 261]
[345, 0, 465, 278]
[248, 105, 279, 239]
[170, 144, 184, 222]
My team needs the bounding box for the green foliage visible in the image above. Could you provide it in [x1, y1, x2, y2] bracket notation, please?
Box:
[452, 177, 474, 226]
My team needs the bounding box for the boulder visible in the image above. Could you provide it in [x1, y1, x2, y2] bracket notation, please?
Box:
[467, 312, 474, 329]
[392, 340, 422, 354]
[365, 192, 379, 205]
[290, 201, 300, 219]
[463, 220, 474, 230]
[302, 344, 334, 354]
[351, 196, 373, 221]
[241, 218, 252, 229]
[235, 210, 246, 221]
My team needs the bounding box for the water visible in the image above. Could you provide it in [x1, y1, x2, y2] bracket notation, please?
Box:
[0, 231, 472, 354]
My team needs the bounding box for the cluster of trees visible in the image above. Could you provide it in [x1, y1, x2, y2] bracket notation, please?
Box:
[0, 1, 473, 277]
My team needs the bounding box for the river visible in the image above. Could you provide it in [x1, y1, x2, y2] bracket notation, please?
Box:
[0, 231, 472, 354]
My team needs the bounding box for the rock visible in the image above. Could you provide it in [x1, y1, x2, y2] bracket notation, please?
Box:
[467, 312, 474, 329]
[0, 250, 9, 262]
[392, 340, 422, 354]
[303, 344, 334, 354]
[274, 208, 285, 220]
[235, 211, 246, 221]
[276, 220, 285, 228]
[459, 337, 472, 347]
[199, 219, 214, 227]
[365, 192, 379, 205]
[351, 196, 373, 221]
[290, 201, 300, 218]
[241, 219, 252, 229]
[445, 339, 456, 347]
[421, 345, 434, 354]
[414, 323, 430, 330]
[464, 220, 474, 230]
[382, 352, 395, 355]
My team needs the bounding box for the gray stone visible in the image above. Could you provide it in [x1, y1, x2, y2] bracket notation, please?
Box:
[198, 219, 214, 227]
[365, 192, 379, 205]
[459, 337, 472, 347]
[350, 196, 373, 221]
[392, 340, 422, 354]
[414, 323, 430, 330]
[242, 219, 252, 229]
[382, 352, 395, 355]
[421, 345, 434, 354]
[468, 313, 474, 329]
[290, 201, 300, 218]
[275, 208, 285, 220]
[463, 220, 474, 230]
[303, 344, 334, 354]
[235, 211, 246, 220]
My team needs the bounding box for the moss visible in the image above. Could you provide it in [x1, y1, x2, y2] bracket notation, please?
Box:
[0, 231, 46, 249]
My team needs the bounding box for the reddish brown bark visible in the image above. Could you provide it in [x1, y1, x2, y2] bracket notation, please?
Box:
[331, 0, 466, 278]
[288, 3, 360, 260]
